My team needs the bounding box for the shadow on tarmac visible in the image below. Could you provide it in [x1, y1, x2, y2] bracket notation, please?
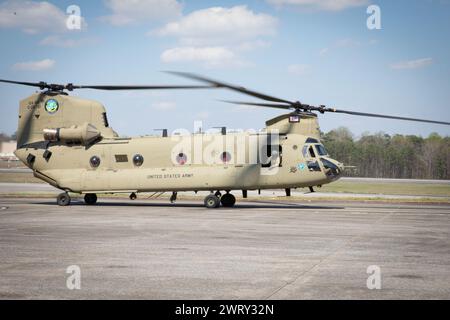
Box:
[33, 200, 344, 210]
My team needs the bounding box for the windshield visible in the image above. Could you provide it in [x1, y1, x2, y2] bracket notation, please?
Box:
[315, 144, 328, 156]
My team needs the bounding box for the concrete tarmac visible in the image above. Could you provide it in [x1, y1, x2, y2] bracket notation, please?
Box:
[0, 197, 449, 299]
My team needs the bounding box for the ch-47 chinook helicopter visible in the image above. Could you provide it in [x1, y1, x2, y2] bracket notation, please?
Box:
[1, 72, 449, 208]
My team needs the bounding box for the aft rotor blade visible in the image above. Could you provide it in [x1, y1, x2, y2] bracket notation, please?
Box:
[167, 71, 295, 104]
[221, 100, 292, 110]
[332, 108, 450, 125]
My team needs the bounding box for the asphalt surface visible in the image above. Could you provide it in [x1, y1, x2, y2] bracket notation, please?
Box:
[0, 197, 449, 299]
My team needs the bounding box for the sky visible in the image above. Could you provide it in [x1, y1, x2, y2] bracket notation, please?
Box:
[0, 0, 449, 138]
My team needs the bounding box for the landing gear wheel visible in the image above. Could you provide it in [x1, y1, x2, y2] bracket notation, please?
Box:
[130, 192, 137, 200]
[57, 193, 71, 206]
[84, 193, 97, 205]
[220, 193, 236, 207]
[204, 194, 220, 209]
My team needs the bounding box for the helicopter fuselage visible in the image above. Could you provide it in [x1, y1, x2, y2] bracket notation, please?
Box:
[15, 132, 341, 194]
[13, 92, 343, 200]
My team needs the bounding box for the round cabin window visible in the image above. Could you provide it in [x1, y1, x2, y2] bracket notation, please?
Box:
[176, 153, 187, 165]
[133, 154, 144, 166]
[90, 156, 101, 168]
[220, 151, 232, 163]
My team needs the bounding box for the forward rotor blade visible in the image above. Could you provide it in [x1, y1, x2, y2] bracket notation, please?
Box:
[167, 71, 294, 104]
[0, 79, 215, 91]
[220, 100, 292, 110]
[0, 79, 47, 89]
[71, 84, 215, 90]
[332, 108, 450, 125]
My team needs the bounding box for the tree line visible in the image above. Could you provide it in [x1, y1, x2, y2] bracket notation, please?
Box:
[0, 132, 16, 142]
[321, 127, 450, 180]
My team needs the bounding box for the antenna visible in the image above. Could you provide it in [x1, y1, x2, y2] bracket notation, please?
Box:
[213, 126, 227, 135]
[154, 129, 168, 137]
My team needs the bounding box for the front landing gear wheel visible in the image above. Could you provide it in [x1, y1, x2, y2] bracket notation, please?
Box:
[57, 193, 71, 206]
[220, 193, 236, 207]
[84, 193, 97, 205]
[204, 194, 220, 209]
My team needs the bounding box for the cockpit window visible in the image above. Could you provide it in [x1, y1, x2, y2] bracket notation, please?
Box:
[306, 137, 319, 144]
[315, 144, 328, 156]
[308, 146, 316, 158]
[302, 145, 308, 158]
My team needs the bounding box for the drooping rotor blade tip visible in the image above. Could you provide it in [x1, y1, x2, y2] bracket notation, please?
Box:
[168, 71, 295, 104]
[331, 108, 450, 126]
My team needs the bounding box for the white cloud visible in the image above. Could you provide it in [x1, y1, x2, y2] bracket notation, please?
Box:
[0, 0, 86, 33]
[154, 6, 277, 67]
[151, 101, 176, 111]
[13, 58, 55, 71]
[154, 6, 277, 46]
[0, 0, 67, 33]
[288, 64, 311, 75]
[390, 58, 433, 70]
[267, 0, 369, 11]
[101, 0, 182, 26]
[236, 40, 271, 52]
[161, 46, 240, 67]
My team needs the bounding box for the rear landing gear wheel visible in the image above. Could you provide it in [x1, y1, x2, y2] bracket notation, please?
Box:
[57, 193, 71, 206]
[220, 193, 236, 208]
[84, 193, 97, 205]
[130, 192, 137, 200]
[204, 194, 220, 209]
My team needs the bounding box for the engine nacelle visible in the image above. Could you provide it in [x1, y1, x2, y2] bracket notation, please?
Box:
[43, 123, 101, 145]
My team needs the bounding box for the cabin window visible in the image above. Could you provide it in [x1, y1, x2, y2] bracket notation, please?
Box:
[176, 153, 187, 165]
[278, 145, 283, 167]
[115, 154, 128, 163]
[261, 135, 272, 168]
[220, 151, 232, 164]
[90, 156, 101, 168]
[133, 154, 144, 166]
[27, 154, 36, 166]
